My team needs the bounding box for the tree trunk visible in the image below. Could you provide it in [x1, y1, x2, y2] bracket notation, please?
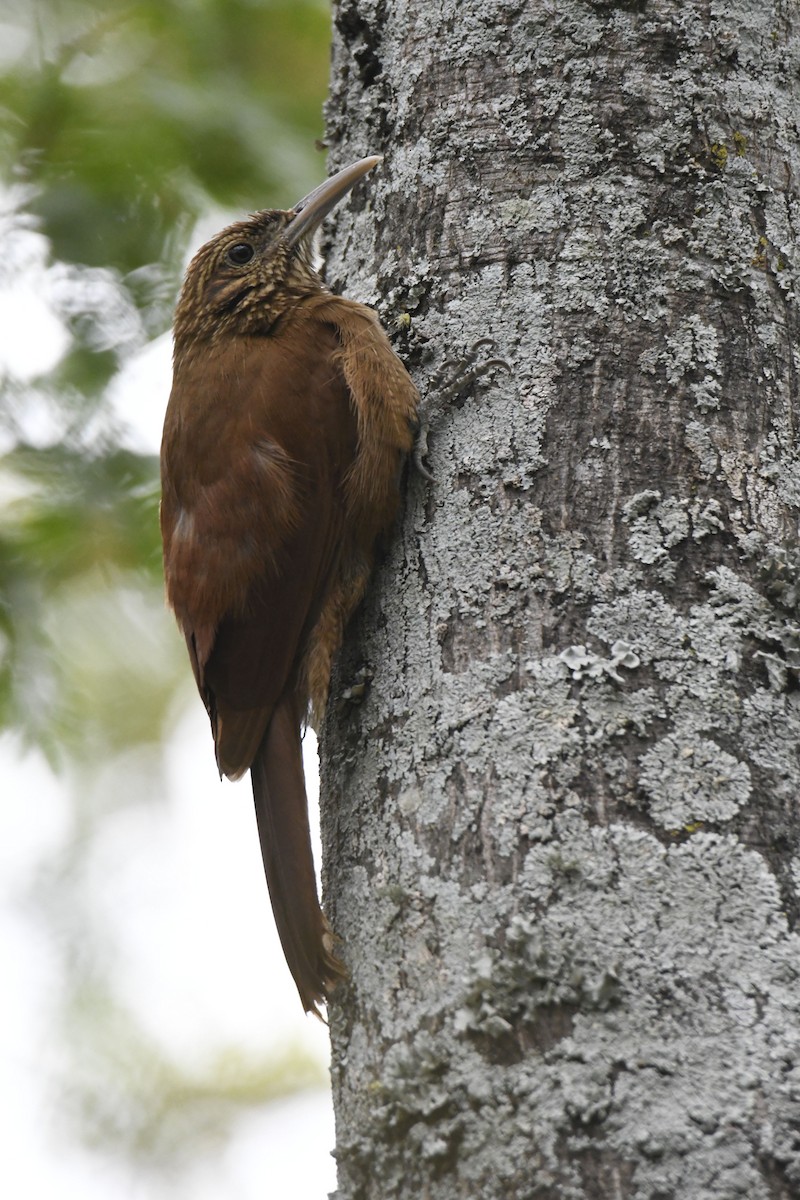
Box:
[320, 2, 800, 1197]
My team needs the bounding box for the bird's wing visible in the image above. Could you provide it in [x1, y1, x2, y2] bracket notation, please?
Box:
[160, 316, 356, 777]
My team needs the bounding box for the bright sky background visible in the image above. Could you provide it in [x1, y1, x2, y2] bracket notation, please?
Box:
[0, 225, 336, 1198]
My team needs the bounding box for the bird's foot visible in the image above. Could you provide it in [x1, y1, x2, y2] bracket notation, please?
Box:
[414, 339, 511, 481]
[433, 338, 511, 402]
[412, 415, 435, 481]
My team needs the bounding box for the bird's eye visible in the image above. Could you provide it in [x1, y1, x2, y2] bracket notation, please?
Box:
[226, 242, 255, 266]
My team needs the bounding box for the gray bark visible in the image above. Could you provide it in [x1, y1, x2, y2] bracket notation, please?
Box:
[319, 2, 800, 1197]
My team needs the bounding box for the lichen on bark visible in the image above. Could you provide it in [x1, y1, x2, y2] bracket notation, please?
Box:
[320, 2, 800, 1197]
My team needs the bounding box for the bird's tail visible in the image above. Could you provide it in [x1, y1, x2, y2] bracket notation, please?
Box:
[251, 693, 346, 1017]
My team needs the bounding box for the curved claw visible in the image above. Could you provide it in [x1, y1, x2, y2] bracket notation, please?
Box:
[414, 451, 436, 483]
[433, 342, 511, 390]
[412, 420, 435, 482]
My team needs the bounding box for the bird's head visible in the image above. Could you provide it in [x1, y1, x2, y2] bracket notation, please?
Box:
[173, 155, 382, 346]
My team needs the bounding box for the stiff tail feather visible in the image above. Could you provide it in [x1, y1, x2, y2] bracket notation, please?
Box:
[251, 694, 346, 1017]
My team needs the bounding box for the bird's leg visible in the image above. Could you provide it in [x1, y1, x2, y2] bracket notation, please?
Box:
[412, 416, 435, 482]
[412, 338, 511, 480]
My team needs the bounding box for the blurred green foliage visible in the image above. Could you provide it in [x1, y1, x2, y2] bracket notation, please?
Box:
[0, 0, 330, 759]
[60, 980, 325, 1172]
[2, 0, 330, 270]
[0, 445, 169, 758]
[0, 0, 331, 1182]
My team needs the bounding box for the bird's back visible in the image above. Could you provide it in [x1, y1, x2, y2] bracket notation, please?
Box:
[161, 302, 359, 775]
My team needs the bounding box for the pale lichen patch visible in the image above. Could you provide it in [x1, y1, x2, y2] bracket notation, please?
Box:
[639, 734, 752, 827]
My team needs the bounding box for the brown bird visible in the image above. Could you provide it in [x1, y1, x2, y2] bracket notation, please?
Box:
[160, 157, 419, 1016]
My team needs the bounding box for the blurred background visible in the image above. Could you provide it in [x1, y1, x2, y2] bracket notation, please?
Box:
[0, 1, 337, 1195]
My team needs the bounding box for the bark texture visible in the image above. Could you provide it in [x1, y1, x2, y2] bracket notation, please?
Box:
[320, 2, 800, 1196]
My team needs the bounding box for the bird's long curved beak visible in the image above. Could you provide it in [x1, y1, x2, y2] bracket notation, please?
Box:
[284, 155, 383, 247]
